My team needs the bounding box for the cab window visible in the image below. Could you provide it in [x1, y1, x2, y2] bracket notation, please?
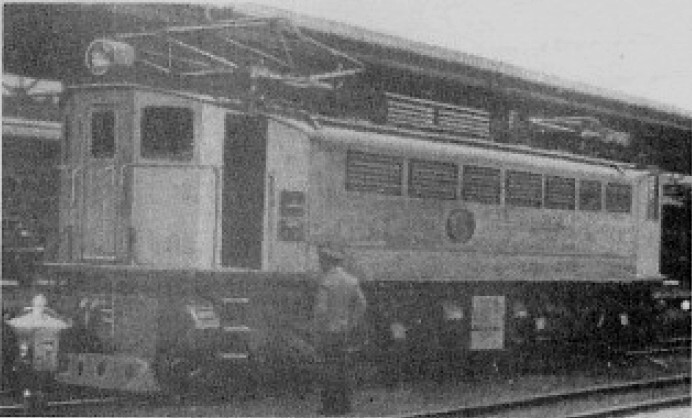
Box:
[141, 107, 193, 161]
[605, 183, 632, 213]
[91, 110, 115, 158]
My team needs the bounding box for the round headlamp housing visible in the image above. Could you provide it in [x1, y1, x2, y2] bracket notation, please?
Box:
[85, 39, 135, 76]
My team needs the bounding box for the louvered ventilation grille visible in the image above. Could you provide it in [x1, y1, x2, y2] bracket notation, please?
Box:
[506, 171, 543, 208]
[346, 151, 403, 195]
[409, 159, 458, 199]
[387, 96, 435, 127]
[386, 93, 490, 139]
[462, 165, 501, 204]
[579, 180, 602, 211]
[545, 176, 576, 210]
[605, 183, 632, 213]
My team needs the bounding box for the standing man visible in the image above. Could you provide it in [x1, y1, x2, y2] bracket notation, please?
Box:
[313, 243, 367, 416]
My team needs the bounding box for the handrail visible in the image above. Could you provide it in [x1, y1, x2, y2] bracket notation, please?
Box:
[70, 166, 81, 207]
[120, 162, 222, 169]
[82, 164, 118, 262]
[118, 163, 222, 267]
[60, 162, 222, 266]
[61, 160, 120, 207]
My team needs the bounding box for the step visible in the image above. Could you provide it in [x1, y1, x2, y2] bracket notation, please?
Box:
[217, 352, 250, 360]
[223, 325, 252, 333]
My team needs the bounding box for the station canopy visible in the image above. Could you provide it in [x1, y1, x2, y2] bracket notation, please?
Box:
[5, 4, 691, 120]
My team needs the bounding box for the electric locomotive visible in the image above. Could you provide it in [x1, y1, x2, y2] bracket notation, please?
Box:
[38, 22, 667, 393]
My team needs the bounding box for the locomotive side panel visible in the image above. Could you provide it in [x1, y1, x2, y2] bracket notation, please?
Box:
[131, 167, 217, 267]
[308, 133, 641, 283]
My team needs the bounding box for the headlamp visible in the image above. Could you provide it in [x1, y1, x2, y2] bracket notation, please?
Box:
[85, 39, 135, 76]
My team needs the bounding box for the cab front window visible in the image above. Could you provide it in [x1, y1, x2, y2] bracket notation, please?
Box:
[91, 110, 115, 158]
[141, 106, 193, 161]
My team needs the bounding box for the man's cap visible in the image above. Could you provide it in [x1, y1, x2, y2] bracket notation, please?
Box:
[317, 242, 347, 261]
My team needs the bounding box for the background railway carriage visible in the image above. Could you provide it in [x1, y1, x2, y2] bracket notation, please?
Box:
[45, 80, 664, 392]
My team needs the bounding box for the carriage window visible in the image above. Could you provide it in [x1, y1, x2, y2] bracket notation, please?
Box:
[409, 159, 457, 199]
[462, 165, 501, 204]
[545, 175, 576, 210]
[605, 183, 632, 213]
[579, 180, 602, 211]
[505, 170, 543, 208]
[346, 151, 403, 195]
[91, 110, 115, 158]
[141, 107, 194, 161]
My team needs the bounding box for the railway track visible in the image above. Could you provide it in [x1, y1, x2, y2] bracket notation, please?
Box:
[0, 384, 244, 416]
[626, 337, 691, 356]
[2, 375, 688, 417]
[563, 397, 690, 418]
[1, 346, 688, 417]
[623, 337, 691, 373]
[403, 374, 690, 418]
[0, 389, 147, 417]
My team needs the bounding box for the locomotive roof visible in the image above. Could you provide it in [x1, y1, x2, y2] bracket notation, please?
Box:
[267, 115, 646, 179]
[66, 83, 647, 177]
[311, 124, 644, 180]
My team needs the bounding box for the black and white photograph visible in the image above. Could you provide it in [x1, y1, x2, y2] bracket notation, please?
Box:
[2, 1, 690, 416]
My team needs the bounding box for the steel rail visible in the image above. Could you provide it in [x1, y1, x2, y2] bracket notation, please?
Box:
[563, 395, 691, 418]
[0, 394, 124, 416]
[626, 337, 692, 356]
[398, 374, 690, 418]
[627, 346, 691, 356]
[1, 374, 688, 416]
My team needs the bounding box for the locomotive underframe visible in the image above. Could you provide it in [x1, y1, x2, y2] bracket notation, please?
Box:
[20, 263, 660, 392]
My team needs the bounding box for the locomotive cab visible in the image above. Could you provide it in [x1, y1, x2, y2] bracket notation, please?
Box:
[59, 86, 312, 272]
[53, 85, 318, 392]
